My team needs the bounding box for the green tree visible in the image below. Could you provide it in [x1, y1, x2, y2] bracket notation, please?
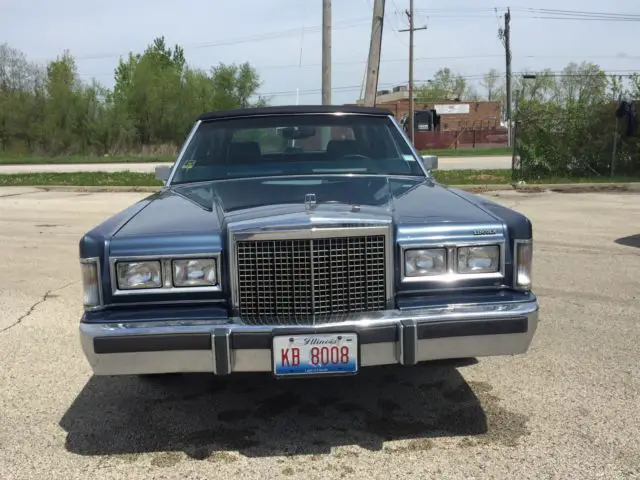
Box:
[481, 68, 502, 101]
[0, 38, 265, 156]
[414, 68, 469, 102]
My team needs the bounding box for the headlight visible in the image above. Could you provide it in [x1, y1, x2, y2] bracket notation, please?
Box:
[116, 261, 162, 290]
[514, 240, 533, 290]
[173, 258, 217, 287]
[404, 248, 447, 277]
[81, 259, 101, 309]
[457, 245, 500, 273]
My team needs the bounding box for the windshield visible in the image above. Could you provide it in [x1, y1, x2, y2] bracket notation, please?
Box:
[169, 113, 425, 184]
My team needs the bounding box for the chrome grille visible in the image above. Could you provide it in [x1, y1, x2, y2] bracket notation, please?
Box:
[235, 234, 387, 324]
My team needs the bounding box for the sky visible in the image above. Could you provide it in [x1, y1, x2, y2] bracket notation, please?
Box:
[1, 0, 639, 105]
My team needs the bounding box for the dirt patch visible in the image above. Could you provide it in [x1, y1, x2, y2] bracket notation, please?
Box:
[515, 186, 547, 193]
[208, 452, 239, 464]
[549, 184, 631, 193]
[150, 451, 182, 467]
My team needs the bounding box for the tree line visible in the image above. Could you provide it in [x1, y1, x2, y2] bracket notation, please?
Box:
[0, 37, 265, 156]
[415, 62, 640, 107]
[1, 36, 639, 178]
[417, 63, 640, 178]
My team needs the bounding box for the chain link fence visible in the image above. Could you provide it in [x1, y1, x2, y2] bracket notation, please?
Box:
[514, 100, 640, 180]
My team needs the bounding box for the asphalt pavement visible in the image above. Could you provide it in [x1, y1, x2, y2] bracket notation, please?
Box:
[0, 187, 638, 479]
[0, 155, 512, 174]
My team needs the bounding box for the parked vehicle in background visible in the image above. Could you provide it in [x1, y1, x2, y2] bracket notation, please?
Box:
[78, 105, 538, 379]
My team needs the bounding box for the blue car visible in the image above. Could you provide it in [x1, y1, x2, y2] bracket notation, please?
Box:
[78, 105, 538, 379]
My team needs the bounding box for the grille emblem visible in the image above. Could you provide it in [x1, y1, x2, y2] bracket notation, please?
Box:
[304, 193, 317, 211]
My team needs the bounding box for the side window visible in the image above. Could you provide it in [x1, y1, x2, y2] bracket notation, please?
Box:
[180, 127, 226, 166]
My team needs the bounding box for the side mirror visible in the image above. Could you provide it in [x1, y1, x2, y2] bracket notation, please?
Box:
[155, 165, 172, 183]
[420, 155, 438, 171]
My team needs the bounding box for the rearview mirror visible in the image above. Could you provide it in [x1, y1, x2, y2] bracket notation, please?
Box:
[155, 165, 172, 183]
[420, 155, 438, 171]
[280, 126, 317, 139]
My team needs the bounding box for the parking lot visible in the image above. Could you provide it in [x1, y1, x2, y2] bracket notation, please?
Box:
[0, 187, 639, 479]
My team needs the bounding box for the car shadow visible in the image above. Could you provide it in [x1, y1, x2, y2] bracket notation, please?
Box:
[615, 234, 640, 249]
[59, 359, 517, 460]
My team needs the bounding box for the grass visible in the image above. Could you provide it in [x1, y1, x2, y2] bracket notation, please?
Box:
[1, 170, 639, 188]
[0, 154, 176, 165]
[434, 170, 640, 185]
[420, 147, 512, 157]
[0, 172, 164, 187]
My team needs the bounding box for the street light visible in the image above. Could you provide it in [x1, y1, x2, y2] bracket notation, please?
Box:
[521, 74, 537, 101]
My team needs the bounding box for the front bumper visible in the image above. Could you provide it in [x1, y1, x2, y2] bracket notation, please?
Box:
[80, 297, 539, 376]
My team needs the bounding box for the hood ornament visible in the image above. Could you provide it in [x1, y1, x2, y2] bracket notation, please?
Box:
[304, 193, 317, 211]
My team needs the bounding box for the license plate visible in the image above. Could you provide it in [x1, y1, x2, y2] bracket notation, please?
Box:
[272, 333, 358, 377]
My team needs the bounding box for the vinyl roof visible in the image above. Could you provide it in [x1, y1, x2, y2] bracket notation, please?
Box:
[198, 104, 394, 121]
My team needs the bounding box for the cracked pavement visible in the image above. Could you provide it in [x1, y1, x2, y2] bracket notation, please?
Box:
[0, 189, 639, 480]
[1, 281, 79, 334]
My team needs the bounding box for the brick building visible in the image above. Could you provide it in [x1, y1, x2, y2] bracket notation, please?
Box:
[354, 87, 504, 131]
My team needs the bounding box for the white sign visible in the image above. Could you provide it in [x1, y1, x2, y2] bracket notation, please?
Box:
[434, 104, 470, 114]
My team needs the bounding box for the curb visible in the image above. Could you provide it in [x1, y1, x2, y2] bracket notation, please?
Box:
[450, 182, 640, 194]
[34, 185, 161, 193]
[5, 182, 640, 194]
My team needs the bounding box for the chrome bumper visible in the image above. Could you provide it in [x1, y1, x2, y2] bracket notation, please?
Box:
[80, 300, 539, 376]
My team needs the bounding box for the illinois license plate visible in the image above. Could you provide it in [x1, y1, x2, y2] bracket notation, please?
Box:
[272, 333, 358, 377]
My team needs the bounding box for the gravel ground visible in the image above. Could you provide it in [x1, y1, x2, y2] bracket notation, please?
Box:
[0, 188, 638, 480]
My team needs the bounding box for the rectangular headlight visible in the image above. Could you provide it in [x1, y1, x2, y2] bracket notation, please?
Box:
[514, 240, 533, 290]
[116, 261, 162, 290]
[81, 260, 101, 309]
[457, 245, 500, 274]
[173, 258, 217, 287]
[404, 248, 447, 277]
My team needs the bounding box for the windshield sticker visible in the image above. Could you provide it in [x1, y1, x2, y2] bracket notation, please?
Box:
[403, 154, 416, 162]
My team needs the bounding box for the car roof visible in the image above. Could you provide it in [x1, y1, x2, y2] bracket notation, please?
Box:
[198, 104, 394, 121]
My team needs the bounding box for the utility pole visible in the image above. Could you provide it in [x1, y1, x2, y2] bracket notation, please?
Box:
[611, 93, 623, 176]
[399, 0, 427, 145]
[363, 0, 385, 107]
[322, 0, 332, 105]
[511, 88, 520, 180]
[501, 8, 512, 147]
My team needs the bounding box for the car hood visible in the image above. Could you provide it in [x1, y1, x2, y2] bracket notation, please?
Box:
[112, 175, 501, 239]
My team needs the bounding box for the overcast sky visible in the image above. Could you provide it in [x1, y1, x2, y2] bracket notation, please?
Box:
[2, 0, 639, 105]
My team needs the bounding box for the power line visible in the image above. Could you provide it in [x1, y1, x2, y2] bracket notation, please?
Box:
[76, 53, 640, 78]
[256, 70, 640, 98]
[410, 7, 640, 21]
[26, 6, 640, 65]
[514, 7, 640, 20]
[32, 17, 372, 62]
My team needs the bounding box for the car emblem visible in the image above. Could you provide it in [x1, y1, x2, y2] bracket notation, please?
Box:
[305, 193, 317, 211]
[473, 229, 497, 236]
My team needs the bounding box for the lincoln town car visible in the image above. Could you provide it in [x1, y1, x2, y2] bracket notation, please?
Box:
[78, 105, 538, 379]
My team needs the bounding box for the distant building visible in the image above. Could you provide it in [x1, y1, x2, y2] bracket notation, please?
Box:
[353, 85, 503, 132]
